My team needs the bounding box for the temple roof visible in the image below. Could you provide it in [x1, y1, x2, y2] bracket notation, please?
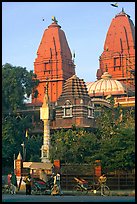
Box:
[96, 9, 135, 85]
[17, 152, 22, 160]
[103, 8, 135, 53]
[86, 72, 127, 97]
[35, 17, 73, 62]
[58, 74, 90, 99]
[33, 17, 75, 103]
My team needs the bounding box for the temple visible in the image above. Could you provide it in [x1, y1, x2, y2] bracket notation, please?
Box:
[17, 10, 135, 136]
[32, 16, 75, 104]
[96, 8, 135, 90]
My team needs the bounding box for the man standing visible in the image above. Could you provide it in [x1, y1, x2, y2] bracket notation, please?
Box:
[51, 172, 62, 195]
[98, 174, 107, 196]
[23, 173, 32, 195]
[10, 172, 17, 194]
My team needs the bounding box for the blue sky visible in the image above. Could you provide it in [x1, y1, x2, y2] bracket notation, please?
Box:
[2, 2, 135, 82]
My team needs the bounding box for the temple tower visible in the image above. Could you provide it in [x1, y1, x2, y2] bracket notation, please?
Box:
[96, 9, 135, 89]
[54, 74, 95, 129]
[33, 16, 75, 104]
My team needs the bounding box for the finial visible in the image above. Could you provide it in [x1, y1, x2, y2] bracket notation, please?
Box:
[17, 152, 22, 160]
[52, 16, 58, 23]
[122, 7, 124, 13]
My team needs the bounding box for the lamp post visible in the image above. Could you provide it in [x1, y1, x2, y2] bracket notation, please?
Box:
[14, 154, 16, 174]
[21, 142, 25, 161]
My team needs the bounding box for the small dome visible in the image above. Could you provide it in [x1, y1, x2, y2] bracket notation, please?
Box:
[101, 72, 112, 79]
[86, 72, 127, 97]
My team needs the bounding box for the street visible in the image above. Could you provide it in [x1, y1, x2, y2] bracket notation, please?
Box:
[2, 194, 135, 202]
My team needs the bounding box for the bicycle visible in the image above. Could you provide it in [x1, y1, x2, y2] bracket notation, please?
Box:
[73, 177, 110, 196]
[73, 177, 89, 195]
[2, 184, 12, 194]
[92, 182, 110, 196]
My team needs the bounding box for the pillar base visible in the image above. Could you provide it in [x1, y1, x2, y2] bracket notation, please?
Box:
[41, 145, 51, 163]
[41, 157, 51, 163]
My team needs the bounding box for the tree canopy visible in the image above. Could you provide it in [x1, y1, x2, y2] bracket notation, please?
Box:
[94, 106, 135, 172]
[2, 63, 39, 113]
[2, 63, 40, 171]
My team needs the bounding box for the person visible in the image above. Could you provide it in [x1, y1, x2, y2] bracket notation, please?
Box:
[39, 169, 48, 183]
[51, 165, 56, 175]
[7, 173, 12, 187]
[23, 173, 32, 195]
[10, 172, 17, 194]
[98, 174, 107, 196]
[51, 172, 62, 195]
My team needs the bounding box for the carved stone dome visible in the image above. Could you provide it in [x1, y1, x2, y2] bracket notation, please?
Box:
[60, 74, 90, 98]
[86, 72, 127, 97]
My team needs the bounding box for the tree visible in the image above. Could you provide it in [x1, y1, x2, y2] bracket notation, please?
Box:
[2, 63, 39, 113]
[2, 114, 27, 167]
[25, 134, 42, 162]
[95, 105, 135, 172]
[50, 128, 99, 164]
[50, 105, 135, 172]
[2, 63, 39, 172]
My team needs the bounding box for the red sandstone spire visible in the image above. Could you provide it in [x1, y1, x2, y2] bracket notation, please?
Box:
[96, 9, 135, 89]
[32, 17, 75, 103]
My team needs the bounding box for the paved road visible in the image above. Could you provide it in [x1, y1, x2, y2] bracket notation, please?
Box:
[2, 194, 135, 202]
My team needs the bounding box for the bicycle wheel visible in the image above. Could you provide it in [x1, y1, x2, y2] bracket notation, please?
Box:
[80, 188, 88, 195]
[32, 186, 39, 195]
[73, 185, 81, 192]
[102, 185, 110, 196]
[73, 185, 88, 195]
[2, 186, 10, 194]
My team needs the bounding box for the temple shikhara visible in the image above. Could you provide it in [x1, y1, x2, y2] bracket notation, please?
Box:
[32, 16, 75, 104]
[20, 9, 134, 135]
[96, 8, 135, 89]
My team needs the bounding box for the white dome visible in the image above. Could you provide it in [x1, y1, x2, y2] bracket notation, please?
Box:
[86, 72, 126, 97]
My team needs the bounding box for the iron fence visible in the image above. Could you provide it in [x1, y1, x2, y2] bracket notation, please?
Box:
[60, 164, 135, 190]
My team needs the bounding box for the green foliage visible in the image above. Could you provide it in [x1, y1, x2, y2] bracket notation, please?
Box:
[2, 63, 39, 171]
[26, 135, 42, 162]
[95, 106, 135, 172]
[50, 106, 135, 172]
[50, 128, 99, 164]
[2, 115, 26, 166]
[2, 63, 39, 113]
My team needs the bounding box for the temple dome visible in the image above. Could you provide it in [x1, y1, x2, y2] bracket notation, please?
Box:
[86, 72, 127, 97]
[60, 74, 90, 98]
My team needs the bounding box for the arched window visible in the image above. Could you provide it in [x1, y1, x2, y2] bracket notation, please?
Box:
[88, 101, 94, 118]
[62, 100, 73, 118]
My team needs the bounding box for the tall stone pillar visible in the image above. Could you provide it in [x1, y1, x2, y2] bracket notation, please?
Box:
[40, 81, 51, 163]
